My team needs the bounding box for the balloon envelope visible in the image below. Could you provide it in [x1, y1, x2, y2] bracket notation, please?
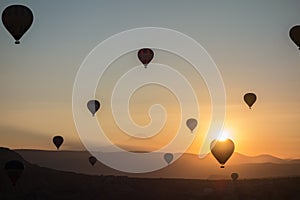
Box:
[164, 153, 173, 164]
[2, 5, 33, 44]
[87, 100, 100, 116]
[244, 93, 257, 109]
[186, 118, 197, 132]
[53, 135, 64, 150]
[289, 25, 300, 50]
[231, 172, 239, 181]
[137, 48, 154, 68]
[89, 156, 97, 166]
[210, 139, 235, 168]
[5, 160, 24, 186]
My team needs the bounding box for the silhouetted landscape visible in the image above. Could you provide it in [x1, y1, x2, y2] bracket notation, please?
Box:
[16, 149, 300, 179]
[1, 147, 300, 199]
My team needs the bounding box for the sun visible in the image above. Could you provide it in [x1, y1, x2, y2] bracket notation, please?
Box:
[217, 130, 231, 141]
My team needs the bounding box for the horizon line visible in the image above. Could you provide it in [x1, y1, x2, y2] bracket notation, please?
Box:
[5, 147, 300, 160]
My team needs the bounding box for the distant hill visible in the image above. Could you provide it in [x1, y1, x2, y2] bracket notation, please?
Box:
[0, 147, 139, 199]
[16, 149, 300, 179]
[228, 153, 285, 165]
[1, 147, 300, 200]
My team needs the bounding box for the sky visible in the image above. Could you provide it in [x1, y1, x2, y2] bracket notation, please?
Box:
[0, 0, 299, 159]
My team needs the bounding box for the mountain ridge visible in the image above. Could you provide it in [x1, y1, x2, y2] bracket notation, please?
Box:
[14, 148, 300, 179]
[14, 148, 290, 162]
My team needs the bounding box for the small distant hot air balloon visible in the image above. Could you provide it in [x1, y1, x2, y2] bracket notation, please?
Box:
[137, 48, 154, 68]
[53, 135, 64, 150]
[5, 160, 24, 186]
[289, 25, 300, 50]
[2, 5, 34, 44]
[243, 93, 257, 109]
[210, 138, 235, 168]
[89, 156, 97, 166]
[87, 100, 100, 117]
[186, 118, 198, 132]
[164, 153, 173, 165]
[231, 172, 239, 181]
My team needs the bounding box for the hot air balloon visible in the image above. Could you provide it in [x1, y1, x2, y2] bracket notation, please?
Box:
[2, 5, 33, 44]
[231, 172, 239, 181]
[87, 100, 100, 117]
[53, 135, 64, 150]
[243, 93, 257, 109]
[137, 48, 154, 68]
[210, 138, 235, 168]
[186, 118, 198, 132]
[164, 153, 173, 165]
[289, 25, 300, 50]
[89, 156, 97, 166]
[5, 160, 24, 186]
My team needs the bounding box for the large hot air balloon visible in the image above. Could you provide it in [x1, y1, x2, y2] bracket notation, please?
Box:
[89, 156, 97, 166]
[210, 138, 235, 168]
[53, 135, 64, 150]
[137, 48, 154, 68]
[164, 153, 173, 165]
[87, 100, 100, 117]
[243, 93, 257, 109]
[289, 25, 300, 50]
[186, 118, 198, 132]
[231, 172, 239, 181]
[2, 5, 33, 44]
[5, 160, 24, 186]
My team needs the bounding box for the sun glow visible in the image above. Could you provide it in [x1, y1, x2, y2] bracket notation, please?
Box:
[217, 130, 231, 141]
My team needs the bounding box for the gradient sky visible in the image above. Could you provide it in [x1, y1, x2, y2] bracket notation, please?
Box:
[0, 0, 299, 158]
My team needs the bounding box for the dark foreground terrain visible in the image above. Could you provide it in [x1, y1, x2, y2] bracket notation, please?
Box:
[1, 147, 299, 200]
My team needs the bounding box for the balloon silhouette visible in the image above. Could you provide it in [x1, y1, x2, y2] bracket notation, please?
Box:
[89, 156, 97, 166]
[137, 48, 154, 68]
[53, 135, 64, 150]
[2, 5, 33, 44]
[164, 153, 173, 165]
[231, 172, 239, 181]
[5, 160, 24, 186]
[87, 100, 100, 117]
[210, 138, 235, 168]
[243, 93, 257, 109]
[186, 118, 198, 132]
[289, 25, 300, 50]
